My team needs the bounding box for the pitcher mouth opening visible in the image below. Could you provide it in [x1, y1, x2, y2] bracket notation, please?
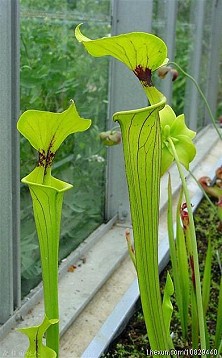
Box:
[22, 167, 73, 193]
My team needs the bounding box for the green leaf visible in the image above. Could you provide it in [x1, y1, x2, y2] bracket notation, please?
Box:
[168, 179, 189, 339]
[23, 178, 68, 355]
[162, 272, 174, 337]
[175, 207, 190, 339]
[169, 139, 207, 353]
[75, 24, 168, 73]
[18, 102, 91, 153]
[215, 276, 222, 351]
[171, 114, 195, 138]
[191, 287, 199, 349]
[202, 239, 212, 315]
[113, 99, 171, 352]
[76, 25, 175, 354]
[18, 315, 58, 358]
[160, 105, 196, 176]
[75, 24, 168, 105]
[17, 102, 91, 179]
[19, 164, 71, 355]
[21, 166, 73, 189]
[17, 102, 91, 355]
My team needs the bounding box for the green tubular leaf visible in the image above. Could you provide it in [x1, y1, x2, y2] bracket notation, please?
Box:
[202, 239, 212, 315]
[21, 167, 73, 190]
[215, 276, 222, 351]
[167, 175, 176, 259]
[191, 287, 199, 349]
[175, 202, 190, 339]
[18, 315, 58, 358]
[17, 102, 91, 356]
[162, 272, 174, 337]
[168, 179, 189, 339]
[216, 340, 222, 358]
[143, 86, 166, 106]
[113, 99, 171, 353]
[24, 175, 71, 355]
[75, 24, 168, 73]
[169, 138, 207, 354]
[76, 26, 174, 354]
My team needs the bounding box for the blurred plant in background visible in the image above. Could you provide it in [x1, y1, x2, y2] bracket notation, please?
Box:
[20, 0, 110, 295]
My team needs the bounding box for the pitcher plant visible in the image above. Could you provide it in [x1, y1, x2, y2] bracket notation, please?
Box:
[17, 102, 91, 357]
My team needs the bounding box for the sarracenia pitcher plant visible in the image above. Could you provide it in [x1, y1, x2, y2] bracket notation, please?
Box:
[17, 102, 91, 357]
[75, 25, 209, 356]
[75, 24, 172, 353]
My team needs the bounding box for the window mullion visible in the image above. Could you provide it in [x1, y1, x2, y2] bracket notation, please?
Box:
[0, 0, 20, 323]
[184, 0, 206, 131]
[159, 0, 178, 104]
[11, 0, 21, 311]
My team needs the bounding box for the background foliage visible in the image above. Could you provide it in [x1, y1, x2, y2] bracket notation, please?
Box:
[20, 0, 111, 295]
[153, 0, 222, 129]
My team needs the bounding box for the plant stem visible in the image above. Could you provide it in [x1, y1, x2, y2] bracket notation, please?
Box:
[42, 251, 59, 355]
[168, 137, 207, 356]
[167, 61, 222, 140]
[188, 170, 218, 214]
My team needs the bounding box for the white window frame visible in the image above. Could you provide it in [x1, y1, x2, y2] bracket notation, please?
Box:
[0, 0, 20, 323]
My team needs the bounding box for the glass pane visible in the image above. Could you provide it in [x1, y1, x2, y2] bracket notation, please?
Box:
[152, 0, 193, 115]
[152, 0, 216, 132]
[20, 0, 111, 296]
[197, 0, 214, 130]
[172, 0, 193, 115]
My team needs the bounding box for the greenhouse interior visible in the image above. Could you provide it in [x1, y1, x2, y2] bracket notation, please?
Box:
[0, 0, 222, 357]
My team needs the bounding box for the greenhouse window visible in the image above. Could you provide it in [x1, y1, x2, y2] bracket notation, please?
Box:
[0, 0, 221, 340]
[20, 0, 111, 296]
